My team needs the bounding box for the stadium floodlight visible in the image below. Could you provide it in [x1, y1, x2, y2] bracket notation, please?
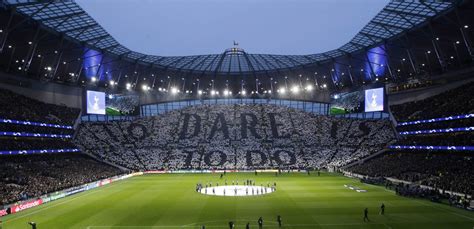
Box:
[171, 87, 179, 94]
[223, 89, 230, 96]
[210, 90, 216, 95]
[322, 84, 327, 88]
[109, 80, 115, 86]
[279, 88, 286, 94]
[142, 84, 149, 91]
[306, 85, 313, 91]
[198, 90, 203, 95]
[91, 76, 97, 82]
[291, 85, 299, 94]
[126, 83, 132, 90]
[45, 66, 52, 71]
[268, 90, 271, 94]
[241, 90, 246, 95]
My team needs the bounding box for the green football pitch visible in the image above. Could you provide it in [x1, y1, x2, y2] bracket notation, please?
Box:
[2, 172, 474, 229]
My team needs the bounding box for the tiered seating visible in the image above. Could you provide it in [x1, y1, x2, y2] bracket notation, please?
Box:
[348, 151, 474, 195]
[0, 153, 122, 206]
[75, 104, 396, 170]
[0, 89, 80, 154]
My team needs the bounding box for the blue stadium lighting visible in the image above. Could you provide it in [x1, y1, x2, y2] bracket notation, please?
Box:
[0, 132, 72, 139]
[0, 148, 80, 156]
[83, 49, 112, 82]
[365, 45, 387, 80]
[399, 127, 474, 135]
[333, 63, 342, 84]
[83, 49, 102, 80]
[397, 114, 474, 126]
[0, 119, 73, 129]
[389, 145, 474, 151]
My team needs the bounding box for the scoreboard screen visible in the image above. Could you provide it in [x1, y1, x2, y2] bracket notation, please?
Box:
[364, 87, 384, 112]
[86, 90, 106, 115]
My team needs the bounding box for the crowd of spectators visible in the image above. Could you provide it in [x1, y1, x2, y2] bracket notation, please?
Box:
[348, 151, 474, 195]
[396, 118, 474, 132]
[0, 88, 80, 155]
[0, 139, 77, 150]
[396, 132, 473, 146]
[0, 123, 75, 135]
[390, 81, 474, 122]
[0, 153, 122, 206]
[75, 104, 396, 170]
[0, 88, 80, 125]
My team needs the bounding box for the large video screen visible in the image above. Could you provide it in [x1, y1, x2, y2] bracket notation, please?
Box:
[86, 90, 106, 115]
[364, 87, 384, 112]
[106, 94, 139, 116]
[330, 91, 363, 115]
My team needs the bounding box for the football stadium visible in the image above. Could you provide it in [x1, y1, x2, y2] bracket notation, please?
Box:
[0, 0, 473, 228]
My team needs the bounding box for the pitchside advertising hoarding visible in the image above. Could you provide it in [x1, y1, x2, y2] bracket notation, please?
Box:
[11, 199, 43, 214]
[364, 87, 385, 112]
[0, 208, 7, 216]
[0, 173, 143, 216]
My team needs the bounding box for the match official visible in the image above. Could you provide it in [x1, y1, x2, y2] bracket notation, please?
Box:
[363, 208, 369, 222]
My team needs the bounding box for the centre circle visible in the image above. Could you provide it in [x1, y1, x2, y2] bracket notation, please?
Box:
[199, 185, 275, 196]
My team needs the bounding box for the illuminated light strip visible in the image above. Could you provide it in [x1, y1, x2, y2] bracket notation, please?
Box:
[389, 145, 474, 151]
[0, 148, 80, 156]
[0, 131, 72, 138]
[397, 114, 474, 126]
[399, 126, 474, 135]
[0, 118, 73, 129]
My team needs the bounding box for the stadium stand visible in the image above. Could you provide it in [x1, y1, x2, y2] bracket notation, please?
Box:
[0, 88, 80, 125]
[390, 82, 474, 122]
[75, 104, 396, 170]
[0, 153, 122, 206]
[347, 80, 474, 202]
[348, 151, 474, 197]
[0, 89, 80, 156]
[0, 139, 77, 151]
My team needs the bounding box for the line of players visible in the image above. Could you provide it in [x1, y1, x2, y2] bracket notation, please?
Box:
[201, 216, 282, 229]
[196, 179, 277, 196]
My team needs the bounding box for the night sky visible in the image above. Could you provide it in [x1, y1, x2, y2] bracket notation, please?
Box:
[77, 0, 389, 56]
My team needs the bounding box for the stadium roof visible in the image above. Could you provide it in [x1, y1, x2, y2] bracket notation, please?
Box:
[1, 0, 455, 75]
